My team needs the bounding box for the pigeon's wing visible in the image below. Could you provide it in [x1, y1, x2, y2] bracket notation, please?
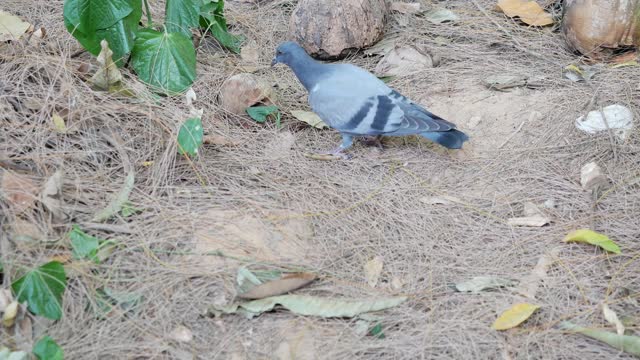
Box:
[309, 64, 454, 136]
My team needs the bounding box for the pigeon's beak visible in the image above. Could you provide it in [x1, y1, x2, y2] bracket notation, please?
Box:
[270, 58, 278, 67]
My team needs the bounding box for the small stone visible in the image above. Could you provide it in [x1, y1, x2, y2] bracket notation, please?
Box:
[580, 162, 608, 191]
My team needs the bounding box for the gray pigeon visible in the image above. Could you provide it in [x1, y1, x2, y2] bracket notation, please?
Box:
[271, 41, 469, 158]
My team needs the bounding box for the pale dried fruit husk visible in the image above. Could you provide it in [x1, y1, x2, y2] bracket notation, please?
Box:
[563, 0, 640, 60]
[219, 73, 275, 114]
[289, 0, 387, 59]
[374, 45, 436, 77]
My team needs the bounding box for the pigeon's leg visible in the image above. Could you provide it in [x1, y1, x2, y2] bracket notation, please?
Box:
[318, 134, 353, 159]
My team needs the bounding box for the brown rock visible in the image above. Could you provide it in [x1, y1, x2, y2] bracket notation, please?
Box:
[563, 0, 640, 59]
[219, 73, 275, 114]
[289, 0, 387, 59]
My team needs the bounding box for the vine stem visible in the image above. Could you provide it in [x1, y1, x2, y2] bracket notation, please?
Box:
[143, 0, 153, 26]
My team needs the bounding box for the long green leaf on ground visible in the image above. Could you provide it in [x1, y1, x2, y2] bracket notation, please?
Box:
[211, 294, 407, 318]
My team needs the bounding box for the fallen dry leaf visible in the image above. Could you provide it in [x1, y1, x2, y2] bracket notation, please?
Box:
[375, 45, 436, 77]
[391, 277, 404, 290]
[185, 87, 197, 107]
[290, 110, 328, 129]
[496, 0, 554, 26]
[523, 202, 544, 217]
[455, 276, 517, 293]
[169, 325, 193, 343]
[13, 315, 33, 350]
[238, 272, 316, 300]
[390, 2, 421, 14]
[2, 301, 18, 327]
[1, 170, 38, 214]
[580, 162, 608, 191]
[28, 27, 45, 46]
[492, 303, 540, 330]
[40, 169, 64, 220]
[364, 256, 384, 287]
[364, 36, 399, 56]
[603, 303, 625, 336]
[424, 8, 459, 24]
[0, 289, 13, 312]
[516, 247, 561, 299]
[90, 40, 124, 92]
[11, 218, 45, 242]
[51, 112, 67, 133]
[507, 216, 549, 227]
[203, 135, 241, 146]
[0, 11, 31, 42]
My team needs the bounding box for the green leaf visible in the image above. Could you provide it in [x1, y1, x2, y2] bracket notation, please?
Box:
[246, 106, 281, 127]
[165, 0, 201, 36]
[64, 0, 142, 67]
[63, 0, 133, 33]
[33, 336, 63, 360]
[563, 229, 621, 254]
[199, 0, 244, 53]
[131, 28, 196, 94]
[560, 321, 640, 356]
[210, 294, 407, 318]
[369, 323, 385, 339]
[177, 117, 203, 156]
[11, 261, 67, 320]
[69, 225, 100, 262]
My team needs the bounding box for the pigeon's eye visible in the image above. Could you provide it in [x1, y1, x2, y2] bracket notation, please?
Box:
[277, 50, 283, 55]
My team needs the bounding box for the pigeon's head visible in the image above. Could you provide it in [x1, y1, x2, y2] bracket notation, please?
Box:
[271, 41, 307, 67]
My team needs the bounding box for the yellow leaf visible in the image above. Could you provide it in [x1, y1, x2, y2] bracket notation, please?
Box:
[563, 229, 621, 254]
[290, 110, 328, 129]
[492, 303, 540, 330]
[141, 161, 154, 167]
[0, 11, 31, 42]
[52, 112, 66, 133]
[564, 64, 584, 75]
[496, 0, 554, 26]
[610, 60, 639, 69]
[2, 301, 18, 328]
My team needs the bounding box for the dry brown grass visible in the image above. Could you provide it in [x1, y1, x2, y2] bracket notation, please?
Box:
[1, 0, 640, 359]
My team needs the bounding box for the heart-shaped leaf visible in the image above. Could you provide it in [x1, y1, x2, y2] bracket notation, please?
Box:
[11, 261, 67, 320]
[177, 117, 203, 156]
[64, 0, 142, 67]
[563, 229, 621, 254]
[33, 336, 63, 360]
[492, 303, 540, 330]
[131, 28, 196, 94]
[165, 0, 201, 36]
[64, 0, 134, 33]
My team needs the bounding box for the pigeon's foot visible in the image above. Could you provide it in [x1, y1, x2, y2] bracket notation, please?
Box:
[360, 135, 384, 149]
[321, 146, 352, 160]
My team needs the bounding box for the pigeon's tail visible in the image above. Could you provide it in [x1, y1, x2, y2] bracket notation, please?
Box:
[420, 129, 469, 149]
